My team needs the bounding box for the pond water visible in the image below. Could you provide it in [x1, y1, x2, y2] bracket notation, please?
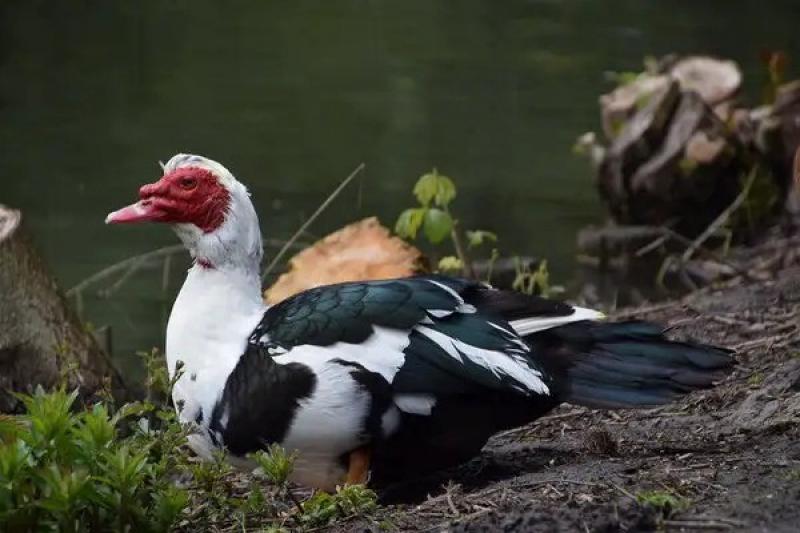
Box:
[2, 1, 798, 375]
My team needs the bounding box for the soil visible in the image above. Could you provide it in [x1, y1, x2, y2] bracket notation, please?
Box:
[335, 265, 800, 532]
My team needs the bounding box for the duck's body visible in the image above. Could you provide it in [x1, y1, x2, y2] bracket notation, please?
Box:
[107, 154, 735, 490]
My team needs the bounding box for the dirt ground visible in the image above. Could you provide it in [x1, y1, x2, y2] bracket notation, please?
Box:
[335, 265, 800, 532]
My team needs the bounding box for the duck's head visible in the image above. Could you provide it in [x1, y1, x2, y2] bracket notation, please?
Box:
[107, 154, 262, 270]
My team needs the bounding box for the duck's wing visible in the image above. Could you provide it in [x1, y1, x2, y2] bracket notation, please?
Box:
[249, 275, 596, 399]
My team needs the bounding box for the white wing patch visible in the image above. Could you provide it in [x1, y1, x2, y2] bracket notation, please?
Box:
[273, 326, 410, 382]
[394, 393, 437, 415]
[414, 325, 549, 395]
[510, 306, 605, 336]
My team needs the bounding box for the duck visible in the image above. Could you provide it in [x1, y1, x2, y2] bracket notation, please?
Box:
[106, 154, 734, 491]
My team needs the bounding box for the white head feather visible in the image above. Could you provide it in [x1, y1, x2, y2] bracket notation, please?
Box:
[163, 153, 263, 274]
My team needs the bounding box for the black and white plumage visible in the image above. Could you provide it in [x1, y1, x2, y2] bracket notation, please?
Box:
[107, 154, 735, 490]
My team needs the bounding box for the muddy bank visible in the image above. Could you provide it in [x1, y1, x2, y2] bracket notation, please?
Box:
[338, 265, 800, 532]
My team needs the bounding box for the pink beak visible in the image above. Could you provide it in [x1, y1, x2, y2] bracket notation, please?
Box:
[105, 199, 165, 225]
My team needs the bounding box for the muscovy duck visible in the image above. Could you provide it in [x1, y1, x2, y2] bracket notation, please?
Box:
[106, 154, 734, 490]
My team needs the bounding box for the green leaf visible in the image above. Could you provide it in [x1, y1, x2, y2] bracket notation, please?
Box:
[437, 256, 463, 273]
[433, 174, 456, 207]
[394, 208, 427, 239]
[465, 230, 497, 249]
[423, 208, 453, 244]
[413, 172, 439, 206]
[414, 169, 457, 207]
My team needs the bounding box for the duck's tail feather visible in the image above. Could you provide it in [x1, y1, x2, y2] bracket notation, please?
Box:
[527, 320, 735, 409]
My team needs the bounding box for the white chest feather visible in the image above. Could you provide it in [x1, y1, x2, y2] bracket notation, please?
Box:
[166, 265, 265, 425]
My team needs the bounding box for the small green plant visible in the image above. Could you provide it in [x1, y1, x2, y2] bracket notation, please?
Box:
[512, 259, 564, 297]
[250, 443, 297, 487]
[300, 484, 378, 527]
[0, 388, 189, 532]
[395, 169, 457, 244]
[396, 169, 498, 280]
[437, 255, 464, 274]
[140, 348, 172, 402]
[249, 443, 305, 515]
[636, 490, 689, 515]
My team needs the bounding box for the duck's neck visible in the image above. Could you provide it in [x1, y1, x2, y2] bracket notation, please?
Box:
[165, 193, 267, 381]
[166, 263, 266, 377]
[165, 260, 267, 427]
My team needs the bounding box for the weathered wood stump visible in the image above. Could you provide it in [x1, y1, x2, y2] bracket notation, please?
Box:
[0, 205, 126, 411]
[593, 56, 749, 237]
[578, 55, 800, 256]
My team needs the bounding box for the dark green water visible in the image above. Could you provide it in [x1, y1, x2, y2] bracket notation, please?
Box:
[2, 1, 799, 371]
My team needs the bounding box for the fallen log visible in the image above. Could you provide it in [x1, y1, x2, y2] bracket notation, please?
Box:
[0, 205, 126, 411]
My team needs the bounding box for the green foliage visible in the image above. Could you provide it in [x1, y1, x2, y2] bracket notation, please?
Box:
[423, 208, 453, 244]
[300, 484, 378, 527]
[0, 348, 380, 532]
[395, 207, 427, 240]
[395, 169, 563, 293]
[512, 259, 564, 298]
[250, 443, 297, 487]
[636, 490, 689, 515]
[140, 348, 172, 402]
[395, 170, 457, 245]
[396, 169, 512, 284]
[465, 230, 497, 249]
[413, 169, 456, 207]
[437, 255, 464, 273]
[0, 388, 188, 532]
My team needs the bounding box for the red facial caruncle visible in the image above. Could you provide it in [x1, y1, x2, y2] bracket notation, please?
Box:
[106, 166, 231, 233]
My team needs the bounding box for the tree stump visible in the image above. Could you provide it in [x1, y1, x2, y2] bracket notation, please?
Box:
[588, 56, 748, 239]
[0, 205, 126, 411]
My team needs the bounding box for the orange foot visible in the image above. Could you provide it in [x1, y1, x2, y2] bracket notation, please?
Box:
[345, 446, 371, 485]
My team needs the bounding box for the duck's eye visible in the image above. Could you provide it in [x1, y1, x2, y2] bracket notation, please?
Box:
[179, 177, 197, 190]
